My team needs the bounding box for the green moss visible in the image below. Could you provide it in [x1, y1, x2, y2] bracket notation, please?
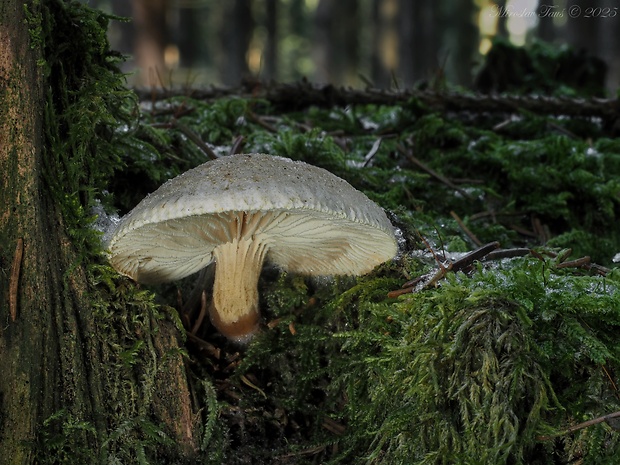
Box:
[324, 259, 620, 464]
[102, 83, 620, 461]
[23, 1, 44, 52]
[37, 410, 97, 465]
[34, 5, 620, 461]
[37, 0, 136, 257]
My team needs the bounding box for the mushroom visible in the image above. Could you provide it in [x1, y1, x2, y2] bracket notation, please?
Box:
[106, 154, 397, 343]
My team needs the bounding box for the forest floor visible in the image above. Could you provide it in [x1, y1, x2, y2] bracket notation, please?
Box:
[105, 76, 620, 464]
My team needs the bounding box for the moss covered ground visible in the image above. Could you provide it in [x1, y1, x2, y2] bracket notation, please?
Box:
[108, 69, 620, 463]
[32, 1, 620, 463]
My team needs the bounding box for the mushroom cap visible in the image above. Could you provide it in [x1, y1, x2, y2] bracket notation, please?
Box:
[106, 153, 397, 284]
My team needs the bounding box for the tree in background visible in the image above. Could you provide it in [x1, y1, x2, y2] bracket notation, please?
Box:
[219, 0, 254, 84]
[397, 0, 439, 86]
[89, 0, 619, 91]
[313, 0, 359, 85]
[369, 0, 397, 87]
[131, 0, 170, 85]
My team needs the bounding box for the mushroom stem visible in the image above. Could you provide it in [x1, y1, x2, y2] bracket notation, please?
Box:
[210, 237, 268, 343]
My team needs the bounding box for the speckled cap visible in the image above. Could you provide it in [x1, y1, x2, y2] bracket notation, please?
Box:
[106, 153, 397, 283]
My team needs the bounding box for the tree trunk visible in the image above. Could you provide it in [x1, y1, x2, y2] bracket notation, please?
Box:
[131, 0, 170, 86]
[494, 0, 509, 38]
[536, 0, 556, 42]
[597, 0, 620, 91]
[313, 0, 359, 86]
[0, 2, 48, 459]
[264, 0, 278, 80]
[219, 0, 253, 85]
[370, 0, 398, 88]
[562, 0, 600, 54]
[313, 0, 331, 82]
[0, 1, 201, 463]
[442, 0, 478, 87]
[178, 4, 203, 69]
[398, 0, 439, 87]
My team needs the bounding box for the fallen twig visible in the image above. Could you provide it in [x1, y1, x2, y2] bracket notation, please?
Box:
[397, 144, 473, 200]
[537, 410, 620, 441]
[388, 242, 500, 297]
[9, 238, 24, 322]
[247, 110, 279, 132]
[556, 256, 591, 269]
[229, 135, 245, 155]
[450, 241, 500, 272]
[450, 210, 482, 247]
[387, 287, 416, 298]
[240, 374, 267, 399]
[483, 247, 531, 260]
[172, 120, 220, 160]
[362, 137, 383, 167]
[322, 416, 346, 435]
[186, 332, 220, 359]
[133, 82, 620, 124]
[191, 290, 208, 335]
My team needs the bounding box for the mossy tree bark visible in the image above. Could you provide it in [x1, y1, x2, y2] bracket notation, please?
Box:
[0, 2, 53, 461]
[0, 1, 202, 463]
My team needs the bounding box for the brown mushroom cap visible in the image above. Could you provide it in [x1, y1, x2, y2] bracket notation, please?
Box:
[106, 153, 397, 341]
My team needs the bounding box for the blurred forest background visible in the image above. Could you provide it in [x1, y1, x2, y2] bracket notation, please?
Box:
[86, 0, 620, 92]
